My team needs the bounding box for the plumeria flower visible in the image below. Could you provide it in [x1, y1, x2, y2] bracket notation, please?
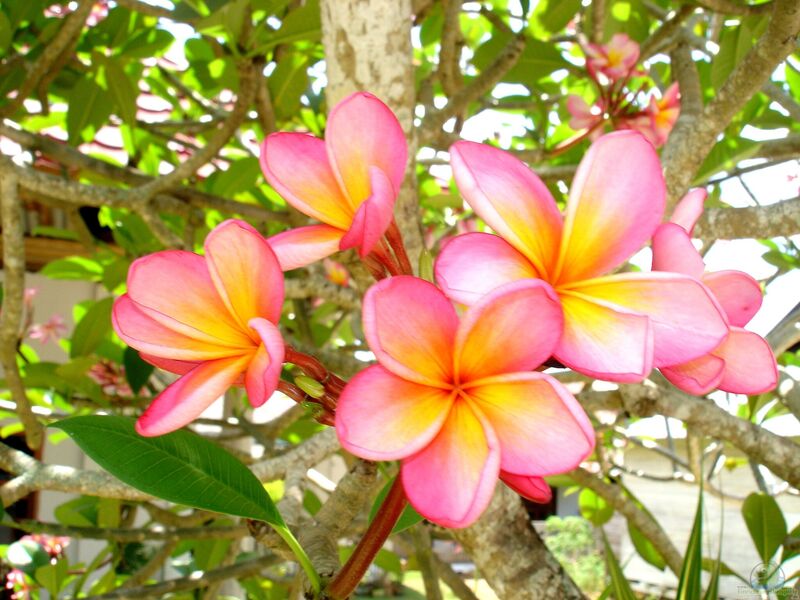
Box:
[647, 82, 680, 147]
[323, 259, 350, 287]
[566, 95, 605, 132]
[435, 131, 728, 383]
[336, 276, 594, 528]
[585, 33, 640, 82]
[28, 314, 67, 344]
[88, 360, 136, 398]
[652, 189, 778, 394]
[260, 92, 407, 270]
[112, 220, 285, 436]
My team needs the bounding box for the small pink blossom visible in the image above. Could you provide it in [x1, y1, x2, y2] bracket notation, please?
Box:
[28, 315, 68, 344]
[585, 33, 640, 82]
[566, 95, 605, 138]
[5, 569, 29, 600]
[323, 259, 350, 287]
[21, 534, 70, 558]
[87, 361, 135, 398]
[617, 83, 680, 148]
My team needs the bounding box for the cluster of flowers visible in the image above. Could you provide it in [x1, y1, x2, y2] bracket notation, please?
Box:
[112, 93, 776, 528]
[5, 535, 69, 600]
[566, 33, 680, 147]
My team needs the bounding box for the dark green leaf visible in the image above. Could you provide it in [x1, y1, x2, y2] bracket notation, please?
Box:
[123, 347, 154, 394]
[52, 415, 285, 525]
[676, 489, 703, 600]
[70, 297, 114, 358]
[742, 492, 787, 563]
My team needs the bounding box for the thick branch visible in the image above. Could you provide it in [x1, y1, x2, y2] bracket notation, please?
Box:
[691, 0, 773, 15]
[438, 0, 463, 96]
[451, 485, 586, 600]
[0, 169, 43, 450]
[692, 196, 800, 239]
[5, 519, 247, 542]
[250, 428, 340, 482]
[284, 278, 361, 311]
[662, 0, 800, 206]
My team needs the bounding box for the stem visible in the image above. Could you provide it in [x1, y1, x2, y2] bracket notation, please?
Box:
[385, 220, 413, 275]
[323, 476, 407, 599]
[274, 525, 322, 595]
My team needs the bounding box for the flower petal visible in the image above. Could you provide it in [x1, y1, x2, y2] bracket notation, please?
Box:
[112, 296, 246, 361]
[449, 141, 563, 278]
[339, 166, 396, 256]
[336, 365, 455, 461]
[467, 372, 594, 475]
[260, 132, 352, 229]
[204, 220, 284, 327]
[660, 354, 726, 396]
[363, 276, 457, 387]
[556, 291, 654, 382]
[268, 225, 344, 271]
[716, 327, 778, 394]
[401, 399, 500, 528]
[555, 131, 665, 283]
[136, 354, 251, 436]
[570, 272, 729, 367]
[245, 318, 285, 408]
[651, 222, 705, 279]
[454, 280, 563, 381]
[326, 92, 407, 206]
[702, 270, 762, 327]
[126, 250, 248, 346]
[435, 233, 539, 306]
[670, 188, 706, 233]
[140, 353, 201, 376]
[501, 472, 552, 503]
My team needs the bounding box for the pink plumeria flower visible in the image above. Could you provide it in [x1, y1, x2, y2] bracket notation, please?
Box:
[88, 360, 135, 398]
[566, 95, 605, 132]
[260, 92, 407, 270]
[652, 190, 778, 394]
[648, 82, 680, 147]
[585, 33, 640, 82]
[435, 131, 728, 383]
[336, 276, 594, 528]
[112, 220, 285, 436]
[28, 314, 68, 344]
[323, 259, 350, 287]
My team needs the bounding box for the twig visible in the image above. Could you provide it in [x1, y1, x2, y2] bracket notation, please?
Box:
[409, 524, 444, 600]
[692, 195, 800, 240]
[691, 0, 773, 15]
[120, 541, 178, 589]
[438, 0, 463, 96]
[0, 168, 43, 450]
[4, 519, 247, 542]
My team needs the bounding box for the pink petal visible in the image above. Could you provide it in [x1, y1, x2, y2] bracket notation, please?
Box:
[136, 354, 252, 436]
[454, 280, 563, 381]
[556, 291, 654, 382]
[336, 365, 455, 461]
[566, 96, 595, 130]
[571, 272, 729, 367]
[555, 131, 665, 283]
[204, 220, 284, 327]
[702, 270, 762, 327]
[449, 141, 563, 278]
[660, 354, 726, 396]
[466, 372, 594, 475]
[326, 92, 407, 206]
[245, 318, 285, 407]
[401, 399, 500, 528]
[338, 166, 396, 256]
[651, 222, 705, 279]
[670, 188, 707, 234]
[501, 472, 552, 503]
[112, 296, 247, 361]
[260, 132, 352, 229]
[140, 353, 201, 376]
[362, 276, 458, 387]
[435, 233, 539, 306]
[716, 328, 778, 394]
[268, 224, 344, 271]
[126, 250, 248, 346]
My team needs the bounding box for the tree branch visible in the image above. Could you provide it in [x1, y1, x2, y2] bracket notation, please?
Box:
[692, 195, 800, 239]
[0, 168, 43, 450]
[5, 519, 247, 542]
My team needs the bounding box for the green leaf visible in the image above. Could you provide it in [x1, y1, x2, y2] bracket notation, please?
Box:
[34, 558, 68, 597]
[0, 10, 13, 56]
[782, 523, 800, 563]
[70, 297, 114, 358]
[103, 58, 139, 125]
[742, 492, 787, 563]
[52, 415, 285, 525]
[601, 530, 637, 600]
[676, 489, 703, 600]
[579, 487, 614, 526]
[530, 0, 581, 36]
[269, 53, 309, 120]
[270, 0, 320, 48]
[7, 539, 50, 576]
[629, 522, 667, 571]
[40, 256, 103, 281]
[123, 347, 154, 394]
[55, 495, 100, 527]
[67, 78, 113, 145]
[369, 477, 424, 534]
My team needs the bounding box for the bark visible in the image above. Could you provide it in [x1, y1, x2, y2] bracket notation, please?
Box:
[451, 485, 586, 600]
[320, 0, 425, 272]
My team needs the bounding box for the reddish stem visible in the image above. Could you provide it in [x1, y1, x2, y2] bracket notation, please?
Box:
[323, 476, 407, 599]
[285, 346, 328, 381]
[385, 220, 413, 275]
[373, 241, 403, 277]
[362, 253, 388, 280]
